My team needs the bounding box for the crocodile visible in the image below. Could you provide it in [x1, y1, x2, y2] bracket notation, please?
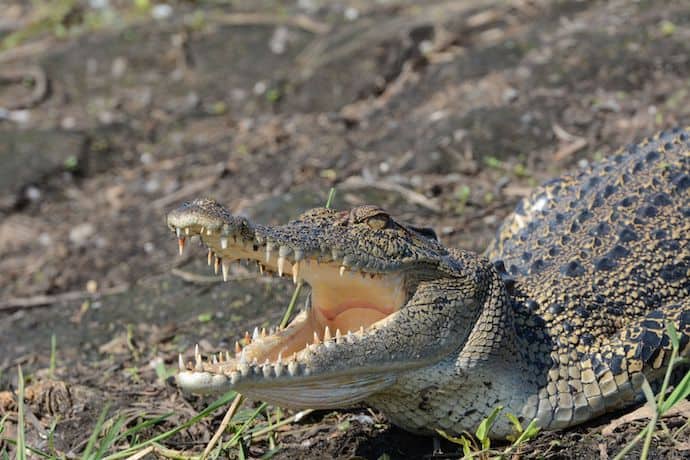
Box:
[166, 128, 690, 438]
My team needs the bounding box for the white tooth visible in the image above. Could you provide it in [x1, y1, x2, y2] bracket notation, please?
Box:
[292, 261, 301, 284]
[176, 228, 181, 237]
[238, 362, 250, 376]
[252, 327, 260, 341]
[339, 266, 346, 277]
[235, 341, 242, 354]
[178, 237, 186, 256]
[324, 326, 332, 342]
[221, 237, 228, 249]
[288, 361, 298, 376]
[277, 352, 283, 364]
[178, 353, 184, 371]
[230, 371, 240, 384]
[200, 226, 205, 235]
[225, 351, 232, 361]
[185, 227, 190, 235]
[265, 245, 272, 262]
[258, 263, 264, 275]
[274, 362, 284, 377]
[261, 364, 273, 379]
[359, 326, 365, 337]
[207, 228, 213, 236]
[313, 331, 321, 344]
[336, 329, 342, 343]
[212, 354, 218, 364]
[195, 344, 202, 370]
[278, 256, 286, 277]
[208, 249, 213, 266]
[214, 256, 221, 275]
[222, 260, 230, 281]
[261, 328, 267, 337]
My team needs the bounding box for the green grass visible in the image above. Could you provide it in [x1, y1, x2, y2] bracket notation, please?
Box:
[613, 321, 690, 460]
[436, 406, 540, 459]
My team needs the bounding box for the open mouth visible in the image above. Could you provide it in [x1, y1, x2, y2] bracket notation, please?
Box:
[167, 207, 407, 391]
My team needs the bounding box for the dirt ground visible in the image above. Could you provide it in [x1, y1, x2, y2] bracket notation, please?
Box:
[1, 0, 690, 458]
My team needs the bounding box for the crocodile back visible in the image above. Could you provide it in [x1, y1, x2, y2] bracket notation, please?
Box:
[486, 128, 690, 349]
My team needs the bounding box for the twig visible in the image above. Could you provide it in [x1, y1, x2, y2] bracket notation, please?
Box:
[151, 176, 219, 210]
[339, 176, 441, 212]
[0, 284, 129, 311]
[0, 66, 48, 109]
[212, 13, 330, 35]
[552, 124, 588, 162]
[202, 394, 243, 459]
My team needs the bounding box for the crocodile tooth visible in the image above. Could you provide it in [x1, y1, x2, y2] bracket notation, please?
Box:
[225, 351, 231, 361]
[184, 227, 190, 236]
[274, 361, 284, 377]
[235, 341, 242, 354]
[212, 354, 218, 364]
[265, 243, 273, 262]
[200, 226, 205, 235]
[293, 249, 304, 261]
[176, 228, 182, 237]
[287, 360, 298, 376]
[244, 331, 251, 344]
[207, 248, 213, 266]
[292, 261, 301, 284]
[195, 344, 202, 370]
[238, 361, 250, 376]
[261, 327, 267, 337]
[252, 327, 260, 341]
[178, 237, 186, 255]
[262, 361, 272, 378]
[207, 228, 213, 236]
[277, 352, 283, 364]
[214, 256, 221, 275]
[222, 260, 230, 282]
[178, 353, 184, 371]
[324, 326, 332, 342]
[258, 262, 264, 274]
[358, 326, 365, 337]
[339, 266, 346, 277]
[230, 371, 240, 384]
[220, 236, 228, 249]
[335, 329, 342, 343]
[277, 256, 286, 277]
[313, 331, 321, 344]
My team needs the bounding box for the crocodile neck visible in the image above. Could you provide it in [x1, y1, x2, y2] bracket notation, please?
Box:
[367, 252, 544, 437]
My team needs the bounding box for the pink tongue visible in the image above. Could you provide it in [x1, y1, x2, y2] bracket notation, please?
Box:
[318, 306, 388, 333]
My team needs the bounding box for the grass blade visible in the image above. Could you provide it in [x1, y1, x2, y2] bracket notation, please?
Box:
[82, 403, 111, 460]
[15, 366, 26, 460]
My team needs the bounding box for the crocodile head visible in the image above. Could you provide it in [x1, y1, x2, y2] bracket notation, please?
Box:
[166, 198, 495, 410]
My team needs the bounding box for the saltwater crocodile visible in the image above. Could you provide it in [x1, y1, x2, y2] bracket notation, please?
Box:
[166, 128, 690, 438]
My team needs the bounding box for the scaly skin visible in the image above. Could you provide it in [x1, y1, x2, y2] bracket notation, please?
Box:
[166, 128, 689, 438]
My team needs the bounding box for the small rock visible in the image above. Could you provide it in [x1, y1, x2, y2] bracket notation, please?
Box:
[69, 223, 95, 246]
[344, 7, 359, 21]
[111, 57, 127, 78]
[151, 4, 173, 20]
[269, 26, 290, 55]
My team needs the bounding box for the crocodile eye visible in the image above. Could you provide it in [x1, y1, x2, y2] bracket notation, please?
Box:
[366, 214, 389, 230]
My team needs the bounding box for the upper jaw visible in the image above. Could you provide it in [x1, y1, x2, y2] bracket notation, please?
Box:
[166, 199, 414, 402]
